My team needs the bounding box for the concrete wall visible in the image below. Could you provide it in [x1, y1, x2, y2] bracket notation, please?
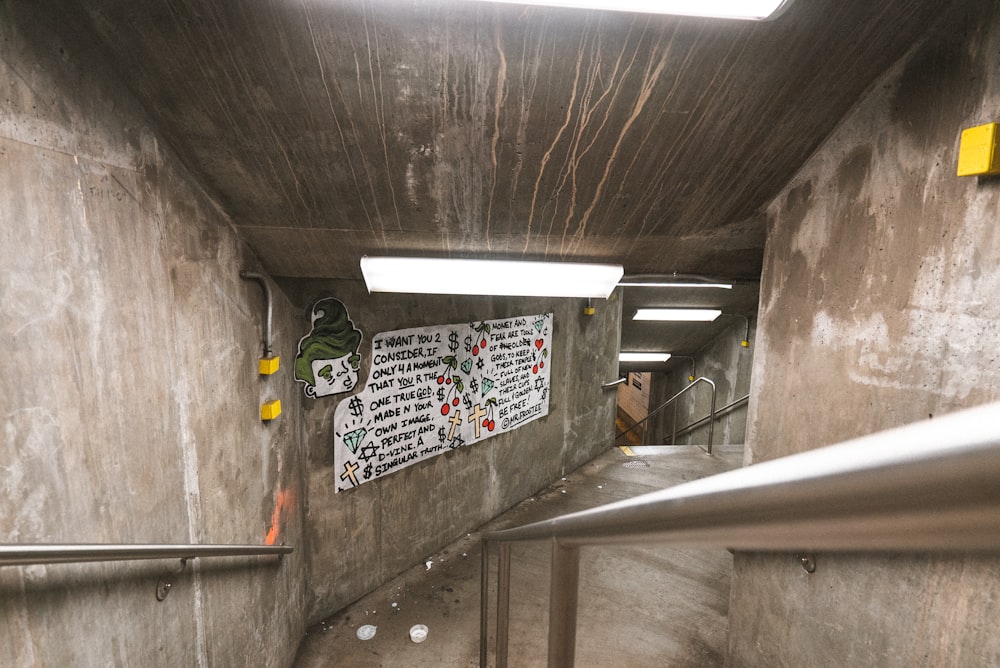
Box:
[277, 279, 621, 623]
[728, 1, 1000, 665]
[1, 5, 306, 666]
[649, 318, 755, 446]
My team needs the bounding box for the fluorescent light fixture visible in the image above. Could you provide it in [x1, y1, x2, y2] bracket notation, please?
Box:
[619, 352, 672, 363]
[460, 0, 792, 20]
[360, 256, 624, 298]
[619, 281, 732, 289]
[633, 308, 722, 321]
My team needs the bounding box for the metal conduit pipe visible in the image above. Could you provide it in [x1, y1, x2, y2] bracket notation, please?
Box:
[240, 271, 273, 358]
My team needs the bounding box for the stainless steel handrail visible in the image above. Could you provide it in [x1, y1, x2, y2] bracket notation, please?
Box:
[615, 376, 716, 453]
[672, 394, 749, 440]
[480, 402, 1000, 667]
[0, 543, 292, 567]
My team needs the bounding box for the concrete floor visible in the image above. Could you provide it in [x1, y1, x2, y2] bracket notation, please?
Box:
[294, 444, 743, 667]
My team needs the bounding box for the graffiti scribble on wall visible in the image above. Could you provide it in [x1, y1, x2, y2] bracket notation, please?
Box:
[333, 313, 553, 491]
[294, 298, 362, 398]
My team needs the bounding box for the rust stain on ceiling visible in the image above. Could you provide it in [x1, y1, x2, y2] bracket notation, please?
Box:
[48, 0, 953, 356]
[66, 0, 948, 282]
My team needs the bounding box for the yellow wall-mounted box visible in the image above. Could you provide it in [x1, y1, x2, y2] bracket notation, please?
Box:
[957, 122, 1000, 176]
[259, 356, 280, 375]
[261, 399, 282, 421]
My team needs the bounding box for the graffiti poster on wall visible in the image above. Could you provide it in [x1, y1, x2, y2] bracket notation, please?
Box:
[294, 299, 363, 398]
[333, 313, 553, 491]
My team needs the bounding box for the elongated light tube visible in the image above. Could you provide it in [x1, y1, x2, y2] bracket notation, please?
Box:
[633, 308, 722, 321]
[459, 0, 792, 20]
[361, 256, 624, 298]
[618, 281, 732, 289]
[619, 352, 672, 363]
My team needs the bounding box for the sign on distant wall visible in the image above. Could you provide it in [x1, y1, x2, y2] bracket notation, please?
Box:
[333, 313, 553, 491]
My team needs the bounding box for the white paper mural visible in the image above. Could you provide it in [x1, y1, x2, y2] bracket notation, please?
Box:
[333, 313, 553, 491]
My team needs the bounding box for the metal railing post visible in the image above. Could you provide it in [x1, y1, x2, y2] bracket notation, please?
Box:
[496, 542, 512, 668]
[480, 541, 490, 668]
[706, 380, 717, 455]
[547, 540, 580, 668]
[671, 399, 679, 445]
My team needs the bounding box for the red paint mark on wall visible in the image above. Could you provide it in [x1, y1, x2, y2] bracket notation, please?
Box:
[265, 489, 294, 546]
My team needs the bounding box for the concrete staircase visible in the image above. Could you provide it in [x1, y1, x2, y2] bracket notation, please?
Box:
[294, 444, 743, 667]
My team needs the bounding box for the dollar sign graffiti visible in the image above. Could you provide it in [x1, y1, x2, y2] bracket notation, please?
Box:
[438, 426, 447, 444]
[464, 335, 472, 353]
[348, 396, 363, 418]
[448, 330, 459, 353]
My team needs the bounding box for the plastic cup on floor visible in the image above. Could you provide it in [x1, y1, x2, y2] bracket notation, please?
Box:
[409, 624, 428, 643]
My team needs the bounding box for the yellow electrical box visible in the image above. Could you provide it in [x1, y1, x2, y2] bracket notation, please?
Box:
[583, 306, 596, 316]
[261, 399, 282, 421]
[957, 122, 1000, 176]
[259, 356, 280, 375]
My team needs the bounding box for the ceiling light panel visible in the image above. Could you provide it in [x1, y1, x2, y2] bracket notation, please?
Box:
[459, 0, 791, 20]
[361, 256, 624, 299]
[619, 352, 672, 362]
[618, 281, 733, 289]
[633, 308, 722, 321]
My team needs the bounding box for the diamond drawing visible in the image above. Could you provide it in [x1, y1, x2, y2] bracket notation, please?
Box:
[344, 427, 367, 454]
[482, 378, 494, 395]
[534, 319, 544, 332]
[461, 358, 473, 374]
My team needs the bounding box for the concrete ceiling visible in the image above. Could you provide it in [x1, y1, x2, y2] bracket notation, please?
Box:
[62, 0, 947, 367]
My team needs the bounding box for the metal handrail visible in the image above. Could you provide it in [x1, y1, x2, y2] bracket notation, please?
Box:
[480, 402, 1000, 668]
[615, 376, 716, 453]
[0, 543, 292, 567]
[672, 394, 749, 440]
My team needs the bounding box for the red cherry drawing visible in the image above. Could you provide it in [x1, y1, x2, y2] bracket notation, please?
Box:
[441, 404, 450, 415]
[437, 375, 445, 384]
[472, 345, 479, 355]
[539, 361, 545, 369]
[446, 378, 452, 385]
[533, 364, 539, 374]
[452, 397, 460, 406]
[481, 338, 487, 348]
[482, 419, 489, 427]
[488, 420, 495, 431]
